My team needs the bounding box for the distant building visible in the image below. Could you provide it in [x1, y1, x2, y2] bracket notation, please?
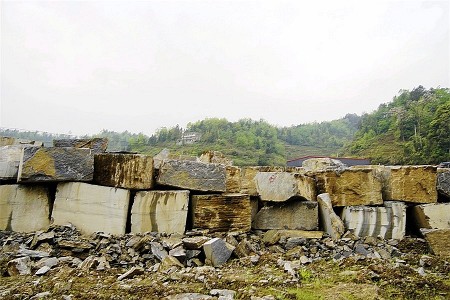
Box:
[287, 155, 371, 167]
[177, 132, 202, 145]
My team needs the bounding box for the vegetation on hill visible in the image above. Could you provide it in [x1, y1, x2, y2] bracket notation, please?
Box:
[2, 86, 448, 166]
[344, 86, 450, 165]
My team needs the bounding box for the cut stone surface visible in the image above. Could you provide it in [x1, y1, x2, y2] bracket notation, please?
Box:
[254, 172, 316, 202]
[315, 168, 383, 206]
[263, 229, 323, 245]
[411, 203, 450, 229]
[191, 194, 251, 232]
[203, 238, 235, 267]
[182, 236, 210, 250]
[131, 190, 189, 234]
[421, 228, 450, 258]
[158, 159, 227, 192]
[302, 157, 347, 172]
[94, 153, 154, 189]
[437, 168, 450, 199]
[252, 201, 318, 230]
[0, 146, 30, 180]
[341, 201, 406, 239]
[53, 138, 108, 153]
[0, 184, 50, 232]
[317, 193, 345, 240]
[52, 182, 130, 235]
[18, 147, 94, 183]
[240, 167, 259, 196]
[225, 166, 241, 193]
[383, 166, 437, 203]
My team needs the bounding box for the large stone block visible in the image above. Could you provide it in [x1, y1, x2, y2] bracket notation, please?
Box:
[191, 194, 251, 232]
[94, 153, 154, 189]
[315, 168, 383, 206]
[255, 172, 316, 202]
[225, 166, 241, 193]
[198, 150, 233, 165]
[411, 203, 450, 229]
[240, 167, 259, 196]
[52, 182, 130, 235]
[383, 166, 437, 203]
[0, 146, 24, 180]
[252, 201, 318, 230]
[421, 228, 450, 258]
[341, 201, 406, 239]
[18, 147, 94, 183]
[0, 184, 50, 232]
[131, 190, 189, 234]
[317, 193, 345, 240]
[158, 159, 235, 192]
[0, 137, 43, 147]
[53, 138, 108, 153]
[437, 168, 450, 199]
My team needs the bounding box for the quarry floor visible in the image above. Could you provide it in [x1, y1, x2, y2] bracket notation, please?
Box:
[1, 243, 449, 300]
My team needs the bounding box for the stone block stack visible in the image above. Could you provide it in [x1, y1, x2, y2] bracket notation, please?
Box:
[1, 136, 449, 266]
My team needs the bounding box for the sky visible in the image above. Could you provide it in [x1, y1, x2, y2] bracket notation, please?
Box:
[1, 0, 449, 136]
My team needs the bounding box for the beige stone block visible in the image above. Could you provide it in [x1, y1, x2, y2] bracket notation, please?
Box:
[255, 172, 316, 202]
[53, 182, 130, 235]
[315, 168, 383, 206]
[411, 203, 450, 229]
[384, 166, 437, 203]
[131, 190, 189, 234]
[421, 228, 450, 258]
[94, 153, 154, 189]
[0, 184, 50, 232]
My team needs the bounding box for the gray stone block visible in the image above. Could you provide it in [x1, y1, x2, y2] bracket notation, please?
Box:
[18, 147, 94, 183]
[203, 238, 235, 267]
[53, 138, 108, 153]
[252, 201, 318, 230]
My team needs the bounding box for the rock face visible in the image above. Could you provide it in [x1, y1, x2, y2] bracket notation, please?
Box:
[240, 167, 259, 196]
[437, 168, 450, 199]
[52, 182, 130, 235]
[421, 228, 450, 258]
[0, 146, 25, 180]
[131, 190, 189, 234]
[94, 153, 154, 189]
[191, 194, 251, 232]
[225, 166, 241, 193]
[18, 147, 94, 183]
[302, 157, 347, 172]
[341, 201, 406, 239]
[252, 201, 318, 230]
[254, 172, 316, 201]
[315, 168, 383, 206]
[53, 138, 108, 153]
[203, 238, 235, 267]
[317, 193, 345, 240]
[411, 203, 450, 229]
[0, 184, 50, 232]
[158, 160, 227, 192]
[383, 166, 437, 203]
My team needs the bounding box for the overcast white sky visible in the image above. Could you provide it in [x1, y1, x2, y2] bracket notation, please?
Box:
[1, 0, 449, 136]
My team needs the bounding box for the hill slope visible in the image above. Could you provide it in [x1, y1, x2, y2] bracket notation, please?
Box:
[343, 86, 450, 164]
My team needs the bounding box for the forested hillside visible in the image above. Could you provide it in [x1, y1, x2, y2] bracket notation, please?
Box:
[344, 86, 450, 164]
[3, 86, 447, 166]
[0, 116, 359, 166]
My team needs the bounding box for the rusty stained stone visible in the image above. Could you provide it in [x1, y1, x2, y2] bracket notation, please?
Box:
[53, 138, 108, 153]
[18, 147, 93, 183]
[94, 153, 154, 189]
[315, 168, 383, 206]
[191, 194, 251, 232]
[421, 228, 450, 258]
[384, 166, 437, 203]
